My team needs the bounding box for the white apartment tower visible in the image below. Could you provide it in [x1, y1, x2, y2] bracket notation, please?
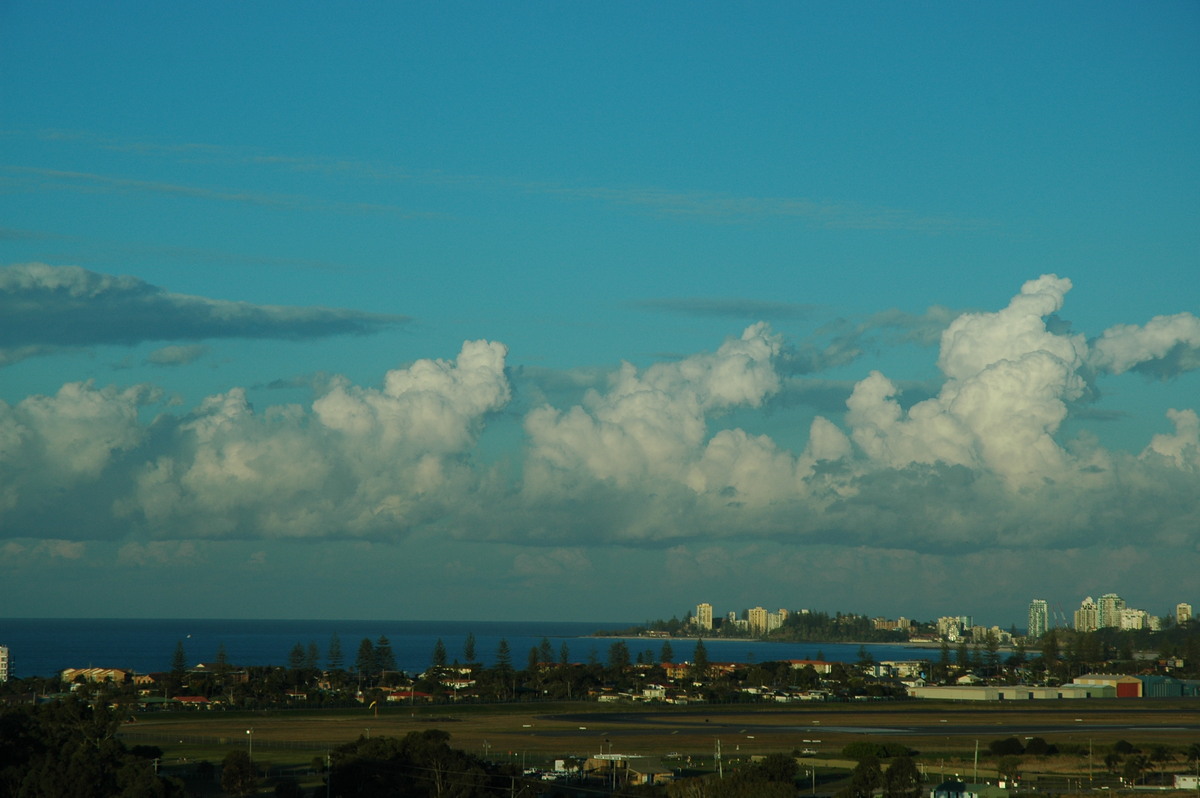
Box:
[1075, 597, 1099, 632]
[1177, 602, 1193, 625]
[1028, 599, 1049, 639]
[1098, 593, 1125, 628]
[0, 645, 8, 683]
[695, 603, 713, 631]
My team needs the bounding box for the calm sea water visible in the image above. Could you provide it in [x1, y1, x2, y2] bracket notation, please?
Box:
[0, 618, 929, 679]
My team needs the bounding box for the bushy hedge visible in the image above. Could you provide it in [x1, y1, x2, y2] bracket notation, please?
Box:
[842, 741, 916, 760]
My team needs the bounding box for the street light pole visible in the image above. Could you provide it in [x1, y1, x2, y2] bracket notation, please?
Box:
[246, 728, 253, 769]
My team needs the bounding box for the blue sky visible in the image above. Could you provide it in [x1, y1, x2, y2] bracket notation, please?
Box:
[1, 2, 1197, 626]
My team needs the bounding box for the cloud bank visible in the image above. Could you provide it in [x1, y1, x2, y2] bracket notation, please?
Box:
[0, 263, 407, 364]
[1, 276, 1197, 570]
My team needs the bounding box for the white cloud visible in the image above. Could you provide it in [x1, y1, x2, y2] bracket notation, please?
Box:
[843, 275, 1087, 485]
[1142, 408, 1200, 470]
[114, 339, 511, 541]
[0, 276, 1196, 572]
[524, 323, 781, 491]
[1090, 312, 1200, 377]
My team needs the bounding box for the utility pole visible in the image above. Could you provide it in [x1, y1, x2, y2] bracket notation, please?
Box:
[716, 738, 723, 779]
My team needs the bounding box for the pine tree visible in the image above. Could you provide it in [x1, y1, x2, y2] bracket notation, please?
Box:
[328, 633, 344, 670]
[288, 643, 306, 671]
[463, 633, 477, 663]
[432, 638, 447, 668]
[376, 636, 396, 673]
[355, 638, 376, 677]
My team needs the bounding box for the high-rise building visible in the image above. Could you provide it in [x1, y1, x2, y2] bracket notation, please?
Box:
[748, 606, 768, 635]
[1075, 597, 1099, 632]
[1098, 593, 1125, 628]
[695, 603, 713, 631]
[1028, 599, 1049, 639]
[0, 646, 8, 683]
[937, 616, 964, 640]
[1177, 603, 1193, 625]
[1119, 608, 1148, 630]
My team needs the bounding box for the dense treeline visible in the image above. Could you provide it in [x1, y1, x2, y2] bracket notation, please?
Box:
[0, 697, 184, 798]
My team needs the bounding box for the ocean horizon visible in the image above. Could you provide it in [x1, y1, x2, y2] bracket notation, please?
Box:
[0, 617, 925, 680]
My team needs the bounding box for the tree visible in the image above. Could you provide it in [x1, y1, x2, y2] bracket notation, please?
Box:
[840, 755, 882, 798]
[355, 638, 376, 677]
[989, 737, 1025, 757]
[883, 754, 923, 798]
[494, 638, 512, 670]
[1041, 629, 1059, 670]
[305, 641, 319, 671]
[375, 636, 396, 673]
[1024, 737, 1055, 756]
[171, 641, 187, 676]
[431, 638, 447, 668]
[1006, 639, 1027, 670]
[936, 641, 951, 682]
[955, 640, 970, 672]
[559, 641, 570, 666]
[538, 637, 555, 666]
[691, 639, 709, 679]
[288, 643, 306, 672]
[984, 630, 1001, 676]
[220, 749, 258, 797]
[492, 638, 513, 699]
[1122, 754, 1149, 785]
[757, 752, 799, 783]
[0, 698, 186, 798]
[608, 641, 631, 671]
[997, 756, 1022, 783]
[463, 632, 477, 663]
[661, 640, 674, 664]
[328, 633, 344, 670]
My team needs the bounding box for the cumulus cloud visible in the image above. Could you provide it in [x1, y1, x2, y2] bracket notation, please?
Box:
[1090, 312, 1200, 378]
[523, 322, 782, 492]
[0, 262, 406, 364]
[0, 275, 1197, 575]
[843, 275, 1087, 484]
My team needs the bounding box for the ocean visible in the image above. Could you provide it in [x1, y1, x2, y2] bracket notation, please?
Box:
[0, 618, 930, 680]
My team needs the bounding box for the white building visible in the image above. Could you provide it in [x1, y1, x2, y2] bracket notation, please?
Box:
[1119, 608, 1150, 630]
[694, 603, 713, 631]
[1074, 597, 1099, 632]
[1098, 593, 1125, 628]
[0, 645, 8, 683]
[1177, 602, 1193, 625]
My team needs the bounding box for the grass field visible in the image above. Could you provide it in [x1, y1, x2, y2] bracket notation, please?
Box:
[119, 699, 1200, 795]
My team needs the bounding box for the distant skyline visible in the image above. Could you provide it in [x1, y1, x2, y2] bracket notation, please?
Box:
[1, 3, 1197, 625]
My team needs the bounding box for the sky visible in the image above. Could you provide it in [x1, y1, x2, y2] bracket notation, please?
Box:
[1, 2, 1198, 627]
